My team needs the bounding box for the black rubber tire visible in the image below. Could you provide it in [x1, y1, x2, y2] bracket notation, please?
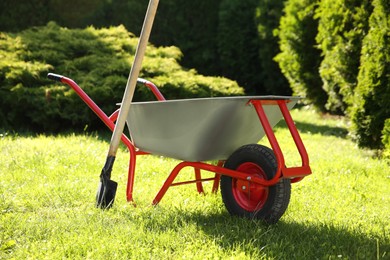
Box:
[220, 144, 291, 224]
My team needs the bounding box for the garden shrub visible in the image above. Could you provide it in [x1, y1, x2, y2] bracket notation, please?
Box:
[351, 0, 390, 149]
[275, 0, 328, 111]
[0, 0, 291, 96]
[315, 0, 372, 114]
[0, 22, 243, 132]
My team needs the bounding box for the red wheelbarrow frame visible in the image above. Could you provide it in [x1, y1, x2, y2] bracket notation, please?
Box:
[48, 73, 311, 205]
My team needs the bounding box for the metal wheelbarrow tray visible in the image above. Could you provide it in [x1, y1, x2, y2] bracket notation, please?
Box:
[48, 73, 312, 224]
[128, 96, 299, 162]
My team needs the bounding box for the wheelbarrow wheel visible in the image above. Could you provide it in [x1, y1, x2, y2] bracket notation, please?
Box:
[220, 144, 291, 224]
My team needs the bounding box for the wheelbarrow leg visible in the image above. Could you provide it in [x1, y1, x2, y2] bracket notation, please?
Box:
[126, 146, 137, 203]
[194, 168, 204, 194]
[211, 174, 220, 193]
[196, 160, 224, 194]
[211, 161, 224, 193]
[109, 109, 137, 203]
[153, 162, 186, 205]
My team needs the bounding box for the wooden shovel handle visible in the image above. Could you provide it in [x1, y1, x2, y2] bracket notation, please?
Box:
[107, 0, 160, 157]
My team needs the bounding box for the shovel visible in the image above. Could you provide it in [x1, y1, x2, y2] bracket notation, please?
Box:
[96, 0, 160, 209]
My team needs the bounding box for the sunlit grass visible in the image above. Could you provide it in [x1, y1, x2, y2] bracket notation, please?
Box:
[1, 108, 389, 259]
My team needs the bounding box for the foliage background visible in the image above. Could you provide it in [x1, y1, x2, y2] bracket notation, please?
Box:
[0, 0, 389, 154]
[0, 23, 243, 132]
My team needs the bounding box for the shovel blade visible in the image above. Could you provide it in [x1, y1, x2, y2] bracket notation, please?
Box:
[96, 179, 118, 209]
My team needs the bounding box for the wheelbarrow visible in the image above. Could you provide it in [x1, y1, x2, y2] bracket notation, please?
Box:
[47, 0, 311, 224]
[47, 73, 312, 224]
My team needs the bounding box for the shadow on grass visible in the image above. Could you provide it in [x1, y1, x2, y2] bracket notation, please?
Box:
[145, 208, 387, 259]
[276, 120, 349, 139]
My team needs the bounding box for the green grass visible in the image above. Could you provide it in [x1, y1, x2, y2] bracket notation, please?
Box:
[1, 108, 389, 259]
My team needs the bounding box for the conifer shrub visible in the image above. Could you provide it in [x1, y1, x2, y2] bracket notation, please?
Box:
[275, 0, 328, 111]
[0, 22, 243, 132]
[315, 0, 372, 114]
[352, 0, 390, 149]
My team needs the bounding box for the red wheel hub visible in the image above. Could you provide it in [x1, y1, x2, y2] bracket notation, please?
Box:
[232, 162, 269, 211]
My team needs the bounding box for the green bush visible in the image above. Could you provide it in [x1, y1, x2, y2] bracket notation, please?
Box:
[315, 0, 372, 114]
[0, 0, 291, 96]
[351, 0, 390, 149]
[275, 0, 328, 110]
[0, 22, 243, 132]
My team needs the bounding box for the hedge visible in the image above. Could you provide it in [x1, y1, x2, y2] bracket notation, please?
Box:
[0, 23, 243, 132]
[0, 0, 291, 96]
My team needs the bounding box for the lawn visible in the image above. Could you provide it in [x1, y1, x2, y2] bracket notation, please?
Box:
[1, 108, 389, 259]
